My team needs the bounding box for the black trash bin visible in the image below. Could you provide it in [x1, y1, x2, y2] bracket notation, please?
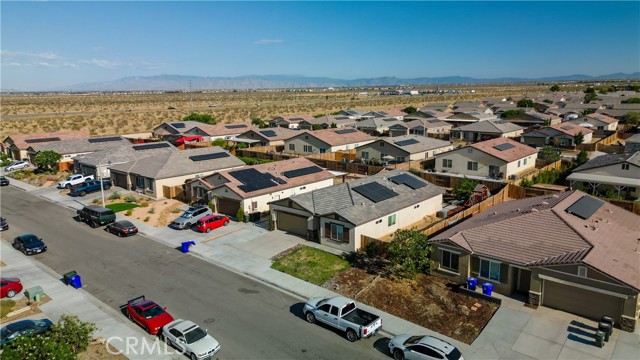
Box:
[601, 316, 615, 329]
[598, 322, 611, 342]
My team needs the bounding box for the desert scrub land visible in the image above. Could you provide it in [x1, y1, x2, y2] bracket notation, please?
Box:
[0, 85, 554, 137]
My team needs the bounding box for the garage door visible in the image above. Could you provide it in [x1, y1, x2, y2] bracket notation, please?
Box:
[113, 173, 128, 189]
[217, 197, 241, 217]
[543, 280, 623, 322]
[277, 212, 308, 237]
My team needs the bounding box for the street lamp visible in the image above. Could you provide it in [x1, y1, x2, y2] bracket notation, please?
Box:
[99, 160, 111, 206]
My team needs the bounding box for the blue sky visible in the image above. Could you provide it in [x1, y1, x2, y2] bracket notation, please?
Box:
[1, 1, 639, 90]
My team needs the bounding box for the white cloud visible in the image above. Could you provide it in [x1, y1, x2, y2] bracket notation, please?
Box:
[254, 39, 283, 45]
[79, 59, 121, 69]
[0, 50, 60, 60]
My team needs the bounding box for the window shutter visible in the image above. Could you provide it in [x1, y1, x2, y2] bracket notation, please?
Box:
[324, 222, 331, 238]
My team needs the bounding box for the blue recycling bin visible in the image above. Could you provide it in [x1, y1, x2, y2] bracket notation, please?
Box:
[467, 277, 478, 291]
[69, 275, 82, 289]
[181, 241, 196, 253]
[482, 282, 494, 295]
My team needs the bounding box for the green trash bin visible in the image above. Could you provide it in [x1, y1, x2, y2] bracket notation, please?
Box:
[594, 330, 605, 348]
[63, 270, 77, 285]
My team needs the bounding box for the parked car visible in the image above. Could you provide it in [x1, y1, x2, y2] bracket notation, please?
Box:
[0, 176, 9, 186]
[167, 106, 176, 110]
[13, 234, 47, 255]
[388, 335, 463, 360]
[195, 215, 229, 233]
[69, 179, 111, 197]
[0, 319, 54, 348]
[162, 319, 220, 360]
[105, 220, 138, 237]
[303, 295, 382, 342]
[1, 278, 23, 298]
[170, 205, 212, 230]
[76, 205, 116, 228]
[58, 174, 94, 189]
[0, 217, 8, 231]
[5, 161, 29, 172]
[125, 295, 174, 335]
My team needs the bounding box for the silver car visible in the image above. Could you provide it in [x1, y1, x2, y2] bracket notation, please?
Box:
[388, 335, 463, 360]
[5, 161, 29, 172]
[162, 319, 220, 360]
[170, 205, 212, 230]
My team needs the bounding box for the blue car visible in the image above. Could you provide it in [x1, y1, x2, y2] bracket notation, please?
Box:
[13, 234, 47, 255]
[0, 319, 54, 348]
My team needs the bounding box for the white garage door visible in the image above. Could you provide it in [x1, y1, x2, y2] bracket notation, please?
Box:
[543, 280, 623, 322]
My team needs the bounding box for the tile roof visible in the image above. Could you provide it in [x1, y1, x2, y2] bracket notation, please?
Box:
[585, 113, 618, 124]
[446, 112, 497, 121]
[290, 169, 444, 225]
[356, 117, 402, 130]
[188, 123, 256, 136]
[572, 151, 640, 172]
[549, 122, 594, 136]
[294, 128, 375, 147]
[431, 190, 640, 290]
[452, 119, 524, 134]
[471, 137, 538, 163]
[4, 131, 89, 150]
[154, 121, 204, 134]
[28, 136, 132, 155]
[238, 128, 302, 141]
[373, 135, 452, 154]
[275, 114, 315, 123]
[301, 115, 356, 126]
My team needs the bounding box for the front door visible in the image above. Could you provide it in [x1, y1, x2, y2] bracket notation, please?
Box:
[517, 268, 531, 294]
[489, 165, 500, 178]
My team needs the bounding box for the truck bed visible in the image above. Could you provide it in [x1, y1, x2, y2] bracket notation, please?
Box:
[342, 308, 379, 327]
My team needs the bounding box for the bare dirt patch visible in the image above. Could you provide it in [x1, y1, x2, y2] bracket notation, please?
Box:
[124, 199, 184, 227]
[1, 295, 52, 322]
[78, 340, 128, 360]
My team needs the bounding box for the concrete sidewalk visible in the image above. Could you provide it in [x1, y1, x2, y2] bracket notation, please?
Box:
[7, 179, 640, 360]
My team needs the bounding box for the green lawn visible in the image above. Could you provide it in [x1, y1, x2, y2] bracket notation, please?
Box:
[0, 299, 16, 318]
[105, 203, 139, 213]
[271, 246, 350, 285]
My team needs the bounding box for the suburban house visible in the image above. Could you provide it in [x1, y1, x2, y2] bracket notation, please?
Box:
[361, 108, 407, 121]
[2, 130, 88, 161]
[444, 111, 498, 127]
[520, 123, 594, 148]
[26, 136, 132, 169]
[336, 109, 365, 120]
[566, 151, 640, 199]
[389, 119, 452, 137]
[283, 128, 375, 155]
[185, 123, 255, 140]
[298, 115, 357, 130]
[429, 190, 640, 331]
[409, 109, 451, 120]
[108, 145, 245, 199]
[625, 134, 640, 153]
[450, 120, 525, 142]
[355, 135, 453, 163]
[419, 103, 452, 112]
[434, 137, 538, 180]
[269, 169, 444, 251]
[567, 113, 619, 131]
[186, 157, 334, 217]
[355, 117, 402, 136]
[152, 121, 205, 138]
[269, 114, 314, 129]
[503, 110, 562, 127]
[234, 128, 301, 147]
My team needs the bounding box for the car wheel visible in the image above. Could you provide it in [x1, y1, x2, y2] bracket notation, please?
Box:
[224, 220, 229, 226]
[346, 329, 358, 342]
[185, 223, 191, 229]
[90, 222, 98, 228]
[165, 337, 172, 347]
[65, 184, 71, 189]
[190, 353, 197, 360]
[126, 310, 132, 320]
[117, 232, 123, 237]
[145, 326, 150, 333]
[80, 191, 86, 197]
[393, 348, 405, 360]
[206, 227, 211, 233]
[7, 290, 16, 298]
[305, 312, 316, 324]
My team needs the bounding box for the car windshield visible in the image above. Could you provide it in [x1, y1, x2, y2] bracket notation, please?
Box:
[404, 335, 424, 345]
[22, 236, 40, 245]
[184, 327, 207, 344]
[446, 347, 462, 360]
[142, 305, 164, 319]
[179, 212, 193, 219]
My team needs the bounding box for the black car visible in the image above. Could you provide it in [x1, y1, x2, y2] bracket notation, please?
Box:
[0, 176, 9, 186]
[0, 217, 8, 231]
[105, 220, 138, 237]
[0, 319, 54, 348]
[13, 234, 47, 255]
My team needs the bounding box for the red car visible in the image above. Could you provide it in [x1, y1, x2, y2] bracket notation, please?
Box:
[195, 214, 230, 233]
[1, 278, 24, 298]
[125, 296, 174, 335]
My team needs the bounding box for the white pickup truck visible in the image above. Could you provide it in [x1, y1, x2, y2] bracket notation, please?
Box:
[58, 174, 94, 189]
[303, 295, 382, 342]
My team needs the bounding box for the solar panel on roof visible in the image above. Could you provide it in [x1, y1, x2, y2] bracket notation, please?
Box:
[290, 117, 304, 121]
[493, 143, 516, 151]
[335, 128, 357, 135]
[88, 136, 123, 143]
[389, 174, 427, 190]
[225, 124, 247, 129]
[24, 137, 61, 144]
[172, 123, 186, 128]
[282, 165, 323, 178]
[229, 168, 262, 184]
[335, 116, 349, 120]
[394, 139, 420, 146]
[561, 125, 573, 130]
[132, 142, 171, 150]
[565, 195, 604, 220]
[352, 182, 399, 203]
[427, 119, 440, 123]
[189, 152, 230, 161]
[260, 130, 277, 137]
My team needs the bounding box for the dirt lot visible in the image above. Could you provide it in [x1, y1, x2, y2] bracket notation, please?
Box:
[324, 267, 498, 344]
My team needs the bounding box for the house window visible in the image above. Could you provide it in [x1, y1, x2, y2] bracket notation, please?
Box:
[517, 160, 521, 167]
[375, 219, 382, 224]
[622, 163, 629, 170]
[467, 161, 478, 171]
[479, 258, 500, 281]
[362, 151, 369, 159]
[440, 250, 459, 272]
[388, 214, 396, 226]
[397, 156, 405, 162]
[467, 148, 473, 153]
[136, 176, 145, 190]
[305, 135, 309, 140]
[379, 142, 385, 147]
[523, 158, 527, 165]
[578, 266, 588, 278]
[442, 159, 452, 168]
[289, 144, 295, 151]
[320, 149, 326, 154]
[303, 145, 313, 153]
[326, 223, 348, 242]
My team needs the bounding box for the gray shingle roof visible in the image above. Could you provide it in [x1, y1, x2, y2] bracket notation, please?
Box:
[290, 169, 444, 225]
[73, 142, 175, 166]
[572, 151, 640, 172]
[28, 136, 132, 155]
[452, 120, 524, 134]
[378, 135, 452, 154]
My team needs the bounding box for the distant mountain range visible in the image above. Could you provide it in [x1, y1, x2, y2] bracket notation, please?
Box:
[27, 72, 640, 92]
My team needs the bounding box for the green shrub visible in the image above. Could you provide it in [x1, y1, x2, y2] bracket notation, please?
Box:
[140, 202, 149, 208]
[171, 207, 182, 214]
[520, 178, 534, 187]
[108, 191, 121, 200]
[148, 207, 155, 214]
[236, 207, 244, 222]
[92, 198, 101, 204]
[143, 216, 150, 222]
[124, 195, 136, 203]
[125, 209, 133, 216]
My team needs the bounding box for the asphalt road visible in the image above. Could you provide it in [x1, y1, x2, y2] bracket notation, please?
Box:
[0, 186, 391, 360]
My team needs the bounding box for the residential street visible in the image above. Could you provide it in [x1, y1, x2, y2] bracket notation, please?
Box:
[0, 186, 389, 359]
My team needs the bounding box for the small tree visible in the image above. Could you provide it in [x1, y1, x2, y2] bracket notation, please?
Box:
[311, 124, 323, 130]
[581, 108, 596, 115]
[212, 138, 228, 148]
[236, 207, 244, 222]
[313, 113, 326, 118]
[622, 112, 639, 127]
[576, 150, 589, 166]
[183, 113, 216, 124]
[574, 132, 585, 146]
[330, 122, 337, 128]
[452, 176, 478, 200]
[538, 145, 562, 162]
[550, 84, 561, 92]
[251, 117, 266, 128]
[387, 228, 432, 278]
[33, 150, 62, 173]
[50, 314, 97, 355]
[583, 93, 598, 103]
[621, 97, 640, 104]
[269, 214, 275, 231]
[517, 98, 535, 108]
[1, 333, 74, 360]
[403, 106, 417, 114]
[501, 109, 525, 119]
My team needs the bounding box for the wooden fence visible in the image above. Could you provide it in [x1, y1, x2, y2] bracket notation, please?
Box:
[163, 184, 187, 202]
[602, 198, 640, 215]
[576, 131, 620, 152]
[514, 160, 563, 186]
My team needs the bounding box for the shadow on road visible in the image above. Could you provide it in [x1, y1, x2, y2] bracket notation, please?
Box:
[373, 337, 392, 357]
[289, 302, 306, 320]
